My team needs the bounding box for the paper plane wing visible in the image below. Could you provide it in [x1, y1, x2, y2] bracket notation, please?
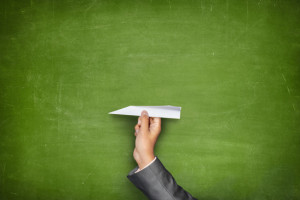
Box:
[109, 105, 181, 119]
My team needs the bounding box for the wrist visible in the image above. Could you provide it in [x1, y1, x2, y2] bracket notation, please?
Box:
[137, 154, 155, 169]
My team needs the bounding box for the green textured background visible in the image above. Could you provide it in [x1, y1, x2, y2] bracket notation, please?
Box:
[1, 0, 300, 199]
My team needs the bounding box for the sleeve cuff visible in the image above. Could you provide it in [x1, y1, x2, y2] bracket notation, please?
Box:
[134, 157, 157, 173]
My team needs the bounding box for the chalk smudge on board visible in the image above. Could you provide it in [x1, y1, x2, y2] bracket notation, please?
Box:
[246, 0, 249, 31]
[82, 172, 92, 184]
[281, 73, 286, 82]
[168, 0, 172, 10]
[2, 163, 6, 185]
[56, 79, 63, 133]
[286, 86, 291, 95]
[84, 0, 98, 13]
[292, 104, 296, 112]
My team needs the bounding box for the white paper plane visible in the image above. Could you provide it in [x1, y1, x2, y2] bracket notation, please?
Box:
[109, 105, 181, 119]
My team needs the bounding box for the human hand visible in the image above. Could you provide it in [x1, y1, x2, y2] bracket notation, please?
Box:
[133, 110, 161, 170]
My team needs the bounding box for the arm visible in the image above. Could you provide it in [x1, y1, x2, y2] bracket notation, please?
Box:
[127, 110, 197, 200]
[128, 157, 196, 200]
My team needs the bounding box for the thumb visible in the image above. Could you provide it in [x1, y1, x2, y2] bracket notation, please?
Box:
[140, 110, 149, 132]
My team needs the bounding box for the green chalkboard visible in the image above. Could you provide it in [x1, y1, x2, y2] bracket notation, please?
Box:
[1, 0, 300, 199]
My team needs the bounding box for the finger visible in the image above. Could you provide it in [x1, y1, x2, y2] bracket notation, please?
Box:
[150, 117, 154, 124]
[134, 124, 140, 136]
[135, 124, 140, 131]
[150, 117, 161, 136]
[150, 117, 161, 127]
[138, 116, 141, 126]
[140, 110, 149, 132]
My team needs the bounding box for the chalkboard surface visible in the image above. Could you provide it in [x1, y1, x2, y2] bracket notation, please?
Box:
[1, 0, 299, 199]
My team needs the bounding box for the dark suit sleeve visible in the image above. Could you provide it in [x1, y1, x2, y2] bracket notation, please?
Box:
[127, 157, 197, 200]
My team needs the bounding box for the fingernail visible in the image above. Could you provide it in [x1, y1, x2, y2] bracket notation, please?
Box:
[138, 119, 141, 124]
[142, 110, 148, 116]
[135, 129, 138, 133]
